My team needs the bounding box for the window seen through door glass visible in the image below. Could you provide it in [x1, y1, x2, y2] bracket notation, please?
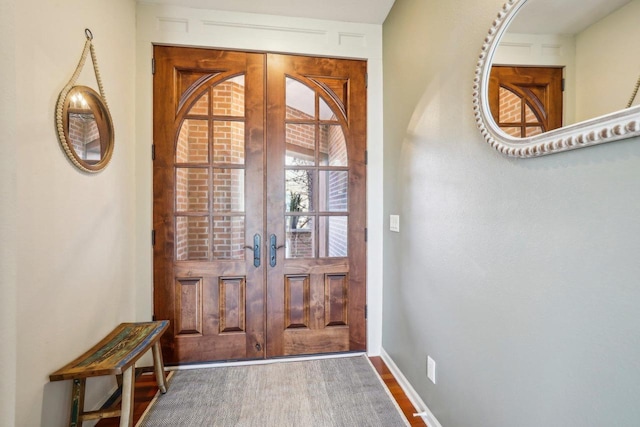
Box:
[284, 77, 349, 259]
[175, 75, 247, 261]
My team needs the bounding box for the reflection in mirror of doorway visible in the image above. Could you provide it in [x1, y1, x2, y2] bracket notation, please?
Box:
[492, 0, 640, 136]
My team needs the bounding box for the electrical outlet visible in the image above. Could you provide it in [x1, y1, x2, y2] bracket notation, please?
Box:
[390, 215, 400, 232]
[427, 356, 436, 384]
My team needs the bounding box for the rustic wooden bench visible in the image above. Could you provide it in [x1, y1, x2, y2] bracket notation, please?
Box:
[50, 321, 169, 427]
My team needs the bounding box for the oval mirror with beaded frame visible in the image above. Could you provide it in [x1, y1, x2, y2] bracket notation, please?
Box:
[473, 0, 640, 157]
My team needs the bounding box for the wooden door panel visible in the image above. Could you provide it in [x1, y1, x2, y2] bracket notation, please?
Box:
[153, 46, 265, 364]
[283, 328, 350, 355]
[489, 66, 563, 137]
[283, 258, 349, 274]
[172, 274, 260, 362]
[265, 53, 367, 358]
[325, 273, 349, 326]
[154, 47, 366, 364]
[175, 278, 203, 335]
[218, 277, 246, 333]
[174, 261, 246, 277]
[284, 275, 311, 329]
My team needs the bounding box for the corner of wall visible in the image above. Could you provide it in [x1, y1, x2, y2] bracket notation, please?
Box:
[380, 348, 443, 427]
[13, 0, 137, 424]
[0, 0, 18, 424]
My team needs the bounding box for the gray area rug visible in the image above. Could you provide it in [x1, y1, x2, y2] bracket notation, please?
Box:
[138, 355, 410, 426]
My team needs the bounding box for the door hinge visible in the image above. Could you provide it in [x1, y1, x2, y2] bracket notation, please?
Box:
[152, 57, 156, 75]
[152, 144, 156, 160]
[561, 78, 565, 92]
[365, 150, 368, 165]
[365, 227, 368, 242]
[152, 230, 156, 246]
[152, 314, 156, 321]
[365, 304, 368, 319]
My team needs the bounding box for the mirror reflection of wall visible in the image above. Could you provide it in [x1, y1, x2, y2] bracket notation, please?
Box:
[59, 85, 113, 171]
[492, 0, 640, 133]
[68, 112, 101, 162]
[576, 0, 640, 120]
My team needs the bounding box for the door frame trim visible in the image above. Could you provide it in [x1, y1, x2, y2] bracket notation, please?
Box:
[136, 3, 384, 355]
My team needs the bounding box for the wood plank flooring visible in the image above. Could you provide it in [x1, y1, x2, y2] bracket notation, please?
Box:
[97, 357, 427, 427]
[369, 356, 428, 427]
[95, 370, 165, 427]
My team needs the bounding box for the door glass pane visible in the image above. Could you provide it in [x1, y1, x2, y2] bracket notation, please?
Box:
[525, 104, 538, 123]
[500, 126, 522, 137]
[286, 77, 315, 120]
[176, 168, 209, 212]
[190, 91, 209, 116]
[286, 170, 313, 212]
[213, 169, 244, 213]
[176, 119, 209, 164]
[499, 87, 522, 123]
[212, 75, 245, 117]
[319, 97, 337, 121]
[176, 216, 209, 261]
[319, 171, 347, 212]
[319, 125, 347, 166]
[213, 121, 245, 164]
[286, 124, 315, 166]
[319, 216, 348, 258]
[212, 216, 245, 260]
[526, 126, 544, 137]
[285, 216, 314, 258]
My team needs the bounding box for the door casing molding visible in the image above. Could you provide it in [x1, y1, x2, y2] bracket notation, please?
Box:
[136, 3, 384, 355]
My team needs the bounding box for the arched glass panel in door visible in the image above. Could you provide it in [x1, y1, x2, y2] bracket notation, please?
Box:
[175, 75, 247, 261]
[284, 77, 348, 259]
[497, 86, 544, 138]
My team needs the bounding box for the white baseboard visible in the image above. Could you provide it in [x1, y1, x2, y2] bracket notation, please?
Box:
[380, 348, 443, 427]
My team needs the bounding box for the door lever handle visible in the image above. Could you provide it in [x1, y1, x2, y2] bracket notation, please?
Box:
[269, 234, 284, 267]
[244, 234, 261, 267]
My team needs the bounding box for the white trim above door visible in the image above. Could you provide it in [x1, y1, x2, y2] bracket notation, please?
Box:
[135, 3, 384, 355]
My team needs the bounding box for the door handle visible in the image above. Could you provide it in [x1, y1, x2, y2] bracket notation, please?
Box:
[269, 234, 284, 267]
[244, 234, 261, 267]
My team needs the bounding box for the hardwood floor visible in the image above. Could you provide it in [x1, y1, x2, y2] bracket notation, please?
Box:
[97, 357, 427, 427]
[95, 370, 168, 427]
[369, 356, 428, 427]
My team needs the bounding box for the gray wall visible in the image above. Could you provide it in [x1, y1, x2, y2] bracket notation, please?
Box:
[382, 1, 640, 426]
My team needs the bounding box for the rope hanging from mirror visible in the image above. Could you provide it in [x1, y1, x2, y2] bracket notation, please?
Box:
[55, 28, 113, 173]
[626, 74, 640, 109]
[55, 28, 108, 125]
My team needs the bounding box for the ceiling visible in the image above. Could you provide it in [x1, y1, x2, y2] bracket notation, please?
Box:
[508, 0, 632, 35]
[138, 0, 397, 24]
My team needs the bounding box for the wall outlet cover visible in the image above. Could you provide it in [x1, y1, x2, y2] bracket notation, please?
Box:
[390, 214, 400, 232]
[427, 356, 436, 384]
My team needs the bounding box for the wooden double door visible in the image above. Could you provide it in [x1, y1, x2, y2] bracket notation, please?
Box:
[489, 66, 563, 137]
[153, 46, 367, 364]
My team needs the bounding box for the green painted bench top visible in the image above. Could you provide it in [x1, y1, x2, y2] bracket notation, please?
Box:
[50, 321, 169, 381]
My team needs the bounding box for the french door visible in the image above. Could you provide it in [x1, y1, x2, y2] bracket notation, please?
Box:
[489, 65, 563, 137]
[153, 46, 367, 364]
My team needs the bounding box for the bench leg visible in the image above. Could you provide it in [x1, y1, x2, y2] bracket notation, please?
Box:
[152, 341, 168, 393]
[119, 366, 135, 427]
[69, 378, 86, 427]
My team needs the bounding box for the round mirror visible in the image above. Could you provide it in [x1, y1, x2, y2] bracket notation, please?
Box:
[57, 85, 114, 172]
[473, 0, 640, 157]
